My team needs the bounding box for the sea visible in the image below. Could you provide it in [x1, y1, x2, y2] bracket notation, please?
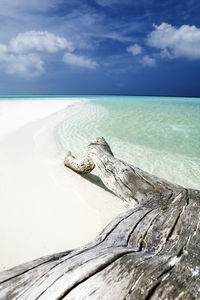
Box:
[1, 95, 200, 190]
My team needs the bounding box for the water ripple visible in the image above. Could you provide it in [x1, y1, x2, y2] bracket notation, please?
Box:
[55, 97, 200, 190]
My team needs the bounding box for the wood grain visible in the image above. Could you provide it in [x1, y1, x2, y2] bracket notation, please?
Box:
[0, 137, 199, 300]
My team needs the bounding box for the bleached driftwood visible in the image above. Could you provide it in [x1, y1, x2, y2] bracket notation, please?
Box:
[64, 151, 95, 174]
[0, 137, 200, 300]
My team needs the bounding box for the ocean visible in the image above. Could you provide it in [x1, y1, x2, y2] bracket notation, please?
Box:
[1, 95, 199, 190]
[55, 95, 200, 190]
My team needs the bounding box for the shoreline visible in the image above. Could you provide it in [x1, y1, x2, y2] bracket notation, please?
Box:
[0, 98, 88, 141]
[1, 94, 200, 99]
[0, 99, 127, 271]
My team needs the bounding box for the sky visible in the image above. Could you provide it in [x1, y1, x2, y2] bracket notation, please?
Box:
[0, 0, 200, 96]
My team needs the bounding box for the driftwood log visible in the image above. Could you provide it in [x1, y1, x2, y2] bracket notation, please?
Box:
[0, 137, 200, 299]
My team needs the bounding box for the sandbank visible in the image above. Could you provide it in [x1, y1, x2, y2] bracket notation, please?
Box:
[0, 98, 126, 271]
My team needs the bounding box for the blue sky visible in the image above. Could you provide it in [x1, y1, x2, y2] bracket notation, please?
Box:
[0, 0, 200, 96]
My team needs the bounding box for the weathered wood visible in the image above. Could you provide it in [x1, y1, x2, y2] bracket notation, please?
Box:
[0, 137, 200, 300]
[64, 151, 95, 174]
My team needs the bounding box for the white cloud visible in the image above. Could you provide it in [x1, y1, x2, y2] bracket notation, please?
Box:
[0, 47, 44, 76]
[10, 31, 74, 54]
[141, 55, 155, 67]
[148, 23, 200, 60]
[0, 30, 76, 76]
[63, 53, 98, 69]
[127, 44, 142, 55]
[5, 54, 44, 76]
[0, 30, 99, 76]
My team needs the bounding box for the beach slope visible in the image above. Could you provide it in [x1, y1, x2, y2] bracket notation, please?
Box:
[0, 99, 126, 271]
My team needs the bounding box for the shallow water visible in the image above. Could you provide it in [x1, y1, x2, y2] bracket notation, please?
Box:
[1, 94, 199, 189]
[55, 96, 200, 190]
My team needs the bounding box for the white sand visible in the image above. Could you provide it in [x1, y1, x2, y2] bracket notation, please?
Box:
[0, 98, 126, 271]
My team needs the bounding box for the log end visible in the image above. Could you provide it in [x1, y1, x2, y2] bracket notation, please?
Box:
[64, 154, 95, 174]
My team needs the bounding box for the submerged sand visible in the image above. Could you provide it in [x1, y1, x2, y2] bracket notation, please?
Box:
[0, 98, 126, 271]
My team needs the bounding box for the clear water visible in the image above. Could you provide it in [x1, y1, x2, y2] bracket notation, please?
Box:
[55, 95, 200, 190]
[1, 94, 199, 190]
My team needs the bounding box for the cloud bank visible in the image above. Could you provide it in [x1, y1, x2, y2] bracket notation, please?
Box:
[148, 23, 200, 60]
[10, 31, 74, 54]
[0, 30, 97, 76]
[126, 23, 200, 68]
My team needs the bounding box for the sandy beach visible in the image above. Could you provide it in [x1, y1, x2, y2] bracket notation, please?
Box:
[0, 98, 126, 272]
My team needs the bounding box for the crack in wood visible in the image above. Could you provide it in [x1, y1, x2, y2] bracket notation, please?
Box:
[138, 213, 160, 252]
[126, 209, 155, 246]
[0, 251, 70, 285]
[144, 281, 161, 300]
[55, 250, 135, 300]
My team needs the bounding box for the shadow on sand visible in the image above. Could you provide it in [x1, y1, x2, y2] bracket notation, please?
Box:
[81, 173, 116, 196]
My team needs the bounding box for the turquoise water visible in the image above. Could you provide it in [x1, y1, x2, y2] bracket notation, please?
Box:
[55, 95, 200, 190]
[1, 95, 199, 189]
